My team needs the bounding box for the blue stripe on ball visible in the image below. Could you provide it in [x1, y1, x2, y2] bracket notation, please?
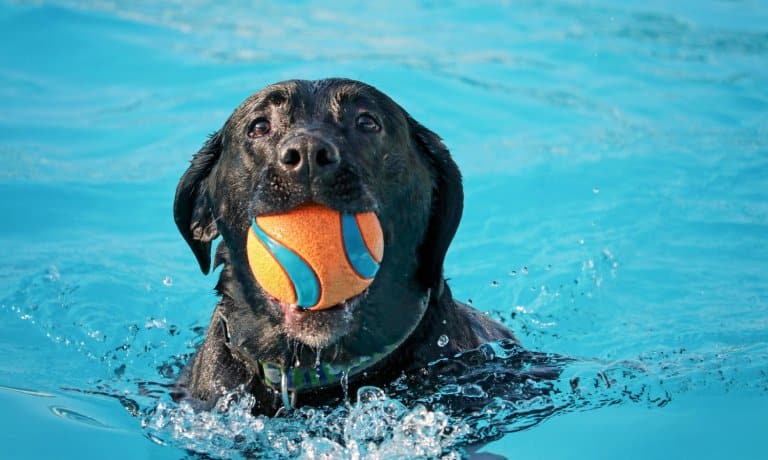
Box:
[341, 214, 380, 279]
[251, 219, 320, 309]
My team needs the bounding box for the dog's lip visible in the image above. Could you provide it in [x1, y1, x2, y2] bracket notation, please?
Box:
[267, 288, 369, 317]
[251, 199, 379, 218]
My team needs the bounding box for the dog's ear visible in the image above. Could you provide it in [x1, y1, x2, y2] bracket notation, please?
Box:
[409, 117, 464, 291]
[173, 131, 223, 274]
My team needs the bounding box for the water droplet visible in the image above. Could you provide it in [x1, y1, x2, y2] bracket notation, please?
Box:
[440, 384, 461, 395]
[490, 280, 499, 287]
[521, 266, 529, 275]
[509, 270, 517, 276]
[44, 265, 61, 282]
[162, 276, 173, 287]
[87, 330, 104, 342]
[592, 187, 600, 194]
[461, 384, 486, 398]
[437, 335, 449, 347]
[145, 318, 166, 329]
[546, 264, 552, 271]
[356, 386, 386, 404]
[341, 370, 350, 403]
[579, 239, 585, 245]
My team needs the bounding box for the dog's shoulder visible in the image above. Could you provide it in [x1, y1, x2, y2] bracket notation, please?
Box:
[174, 303, 251, 409]
[395, 285, 517, 368]
[454, 300, 517, 345]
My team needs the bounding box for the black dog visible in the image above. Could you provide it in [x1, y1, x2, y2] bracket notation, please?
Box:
[173, 79, 516, 414]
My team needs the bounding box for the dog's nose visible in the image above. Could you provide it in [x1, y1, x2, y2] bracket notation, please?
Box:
[278, 135, 340, 176]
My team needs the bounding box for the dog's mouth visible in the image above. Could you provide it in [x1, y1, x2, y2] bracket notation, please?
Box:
[245, 201, 383, 310]
[269, 288, 370, 349]
[271, 288, 368, 314]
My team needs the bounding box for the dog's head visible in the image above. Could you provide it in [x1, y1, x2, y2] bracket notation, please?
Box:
[174, 79, 462, 366]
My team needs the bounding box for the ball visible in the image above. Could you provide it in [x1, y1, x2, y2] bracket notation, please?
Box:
[246, 204, 384, 311]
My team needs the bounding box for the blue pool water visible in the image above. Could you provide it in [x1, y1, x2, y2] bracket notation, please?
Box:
[1, 0, 767, 458]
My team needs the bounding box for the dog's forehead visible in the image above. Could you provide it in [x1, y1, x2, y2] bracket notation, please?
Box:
[237, 79, 402, 119]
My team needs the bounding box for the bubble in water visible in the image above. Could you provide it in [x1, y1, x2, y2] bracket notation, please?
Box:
[490, 280, 499, 287]
[162, 276, 173, 287]
[437, 335, 450, 348]
[439, 384, 462, 395]
[301, 438, 345, 459]
[145, 318, 166, 329]
[44, 265, 61, 282]
[521, 266, 529, 275]
[461, 384, 487, 399]
[87, 330, 105, 342]
[592, 187, 600, 194]
[357, 386, 386, 404]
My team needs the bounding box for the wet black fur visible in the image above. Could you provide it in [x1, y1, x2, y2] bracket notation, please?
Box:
[172, 79, 517, 414]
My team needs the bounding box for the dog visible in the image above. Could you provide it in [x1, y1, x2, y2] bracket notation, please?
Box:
[173, 78, 517, 414]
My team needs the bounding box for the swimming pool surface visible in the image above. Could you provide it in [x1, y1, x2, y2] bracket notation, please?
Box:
[1, 1, 766, 458]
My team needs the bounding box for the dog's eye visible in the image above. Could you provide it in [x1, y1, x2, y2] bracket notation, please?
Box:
[248, 118, 271, 138]
[355, 113, 381, 133]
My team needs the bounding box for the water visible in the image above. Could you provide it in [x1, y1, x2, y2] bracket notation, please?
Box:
[1, 0, 767, 458]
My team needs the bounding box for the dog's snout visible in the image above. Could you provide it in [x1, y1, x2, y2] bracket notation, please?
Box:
[278, 135, 340, 176]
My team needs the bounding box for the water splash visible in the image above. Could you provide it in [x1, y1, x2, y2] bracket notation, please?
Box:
[144, 385, 467, 460]
[140, 339, 687, 458]
[140, 329, 768, 459]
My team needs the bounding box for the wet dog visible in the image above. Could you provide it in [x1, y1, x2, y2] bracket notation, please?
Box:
[173, 79, 516, 414]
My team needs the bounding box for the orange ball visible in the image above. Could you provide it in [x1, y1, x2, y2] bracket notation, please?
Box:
[246, 204, 384, 311]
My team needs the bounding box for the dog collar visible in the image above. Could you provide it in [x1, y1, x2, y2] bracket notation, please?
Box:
[216, 312, 399, 409]
[217, 287, 432, 410]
